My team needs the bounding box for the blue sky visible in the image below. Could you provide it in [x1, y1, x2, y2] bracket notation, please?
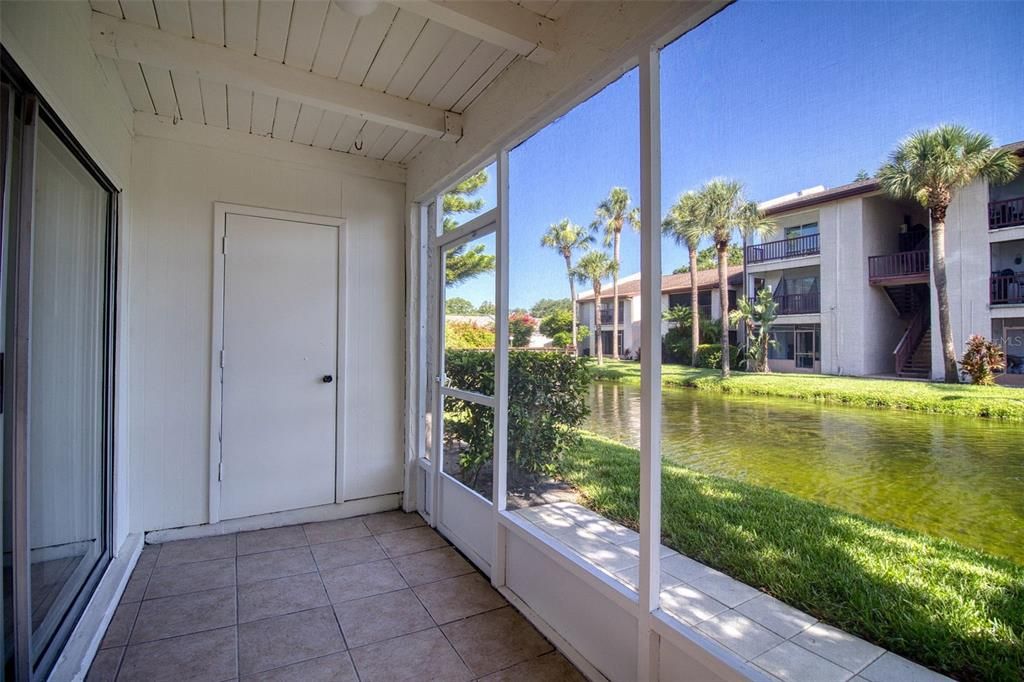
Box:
[448, 0, 1024, 310]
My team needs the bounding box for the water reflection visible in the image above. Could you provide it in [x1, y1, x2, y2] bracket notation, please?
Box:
[585, 381, 1024, 564]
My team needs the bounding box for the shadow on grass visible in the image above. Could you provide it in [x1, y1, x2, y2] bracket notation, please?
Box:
[559, 434, 1024, 681]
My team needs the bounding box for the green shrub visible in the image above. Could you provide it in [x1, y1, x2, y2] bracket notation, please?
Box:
[694, 343, 741, 369]
[539, 310, 572, 337]
[445, 321, 495, 349]
[551, 331, 573, 347]
[443, 350, 591, 483]
[663, 327, 692, 364]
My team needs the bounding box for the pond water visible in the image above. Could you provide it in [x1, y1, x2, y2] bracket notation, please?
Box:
[585, 381, 1024, 565]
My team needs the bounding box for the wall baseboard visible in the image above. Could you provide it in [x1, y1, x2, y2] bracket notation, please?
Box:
[145, 494, 402, 544]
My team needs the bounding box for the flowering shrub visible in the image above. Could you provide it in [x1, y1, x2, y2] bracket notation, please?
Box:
[959, 335, 1005, 385]
[508, 312, 537, 347]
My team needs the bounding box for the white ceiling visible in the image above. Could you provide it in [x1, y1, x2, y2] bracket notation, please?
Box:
[91, 0, 568, 164]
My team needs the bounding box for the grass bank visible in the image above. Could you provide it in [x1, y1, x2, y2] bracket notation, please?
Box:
[588, 360, 1024, 420]
[559, 433, 1024, 681]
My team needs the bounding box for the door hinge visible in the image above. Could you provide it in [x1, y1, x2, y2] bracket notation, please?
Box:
[220, 349, 225, 368]
[218, 460, 224, 481]
[221, 235, 226, 254]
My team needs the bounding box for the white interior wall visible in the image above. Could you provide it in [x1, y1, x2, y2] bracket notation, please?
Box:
[127, 130, 406, 532]
[2, 0, 135, 550]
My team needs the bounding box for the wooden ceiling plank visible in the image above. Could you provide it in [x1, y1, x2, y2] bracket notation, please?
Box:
[311, 109, 345, 149]
[120, 0, 159, 27]
[451, 49, 515, 113]
[153, 0, 192, 37]
[291, 104, 324, 145]
[256, 0, 293, 63]
[271, 98, 300, 140]
[199, 79, 228, 128]
[171, 72, 205, 122]
[383, 130, 422, 163]
[337, 4, 398, 86]
[331, 115, 363, 153]
[430, 41, 502, 111]
[224, 0, 258, 53]
[362, 10, 426, 93]
[93, 12, 458, 138]
[366, 125, 404, 160]
[283, 0, 330, 72]
[400, 134, 431, 165]
[310, 2, 357, 77]
[189, 0, 225, 45]
[250, 92, 277, 136]
[140, 64, 179, 116]
[226, 84, 252, 132]
[384, 20, 452, 99]
[90, 1, 125, 19]
[115, 60, 155, 112]
[408, 31, 478, 105]
[352, 120, 386, 157]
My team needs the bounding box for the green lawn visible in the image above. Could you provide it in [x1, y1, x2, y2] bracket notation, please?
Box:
[559, 433, 1024, 681]
[588, 360, 1024, 420]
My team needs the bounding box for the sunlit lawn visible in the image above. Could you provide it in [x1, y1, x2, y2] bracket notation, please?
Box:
[560, 433, 1024, 681]
[588, 359, 1024, 420]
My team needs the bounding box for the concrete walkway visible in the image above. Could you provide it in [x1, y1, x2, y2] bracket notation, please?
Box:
[514, 502, 951, 682]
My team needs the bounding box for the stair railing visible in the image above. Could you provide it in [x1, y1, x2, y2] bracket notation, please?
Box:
[893, 307, 927, 375]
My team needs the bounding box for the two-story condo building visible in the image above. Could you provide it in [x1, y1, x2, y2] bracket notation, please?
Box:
[576, 267, 743, 359]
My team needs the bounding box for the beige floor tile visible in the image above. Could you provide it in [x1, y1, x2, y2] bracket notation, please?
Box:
[99, 601, 139, 648]
[412, 573, 506, 624]
[236, 546, 317, 585]
[118, 626, 237, 682]
[480, 651, 586, 682]
[237, 572, 329, 623]
[144, 557, 236, 600]
[696, 612, 785, 661]
[135, 545, 160, 573]
[735, 594, 817, 640]
[241, 652, 358, 682]
[302, 518, 371, 545]
[362, 510, 426, 535]
[859, 652, 950, 682]
[237, 525, 308, 556]
[320, 559, 408, 604]
[441, 606, 553, 676]
[335, 588, 435, 647]
[155, 535, 237, 567]
[310, 536, 386, 572]
[237, 606, 345, 676]
[391, 547, 474, 587]
[375, 526, 448, 557]
[120, 571, 150, 604]
[794, 623, 885, 673]
[689, 571, 762, 608]
[129, 587, 236, 644]
[661, 583, 729, 626]
[752, 641, 853, 682]
[349, 628, 472, 682]
[86, 646, 124, 682]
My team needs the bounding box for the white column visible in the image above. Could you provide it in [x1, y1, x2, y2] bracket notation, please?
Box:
[429, 199, 443, 528]
[638, 44, 663, 682]
[492, 149, 511, 586]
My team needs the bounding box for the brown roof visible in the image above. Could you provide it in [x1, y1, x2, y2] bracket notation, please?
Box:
[577, 266, 743, 302]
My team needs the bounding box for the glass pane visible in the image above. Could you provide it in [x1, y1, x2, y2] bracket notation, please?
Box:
[443, 231, 496, 396]
[439, 162, 496, 236]
[28, 121, 108, 655]
[441, 397, 493, 501]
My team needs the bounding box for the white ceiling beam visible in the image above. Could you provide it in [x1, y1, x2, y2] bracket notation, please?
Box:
[91, 12, 462, 140]
[390, 1, 558, 63]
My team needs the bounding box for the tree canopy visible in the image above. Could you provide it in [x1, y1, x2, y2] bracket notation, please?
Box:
[530, 298, 572, 318]
[673, 244, 743, 273]
[443, 170, 496, 287]
[445, 297, 477, 315]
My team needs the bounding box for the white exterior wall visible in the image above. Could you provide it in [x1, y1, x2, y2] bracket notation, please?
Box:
[2, 0, 135, 549]
[127, 130, 406, 532]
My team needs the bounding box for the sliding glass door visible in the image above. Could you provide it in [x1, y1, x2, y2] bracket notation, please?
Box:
[2, 54, 116, 681]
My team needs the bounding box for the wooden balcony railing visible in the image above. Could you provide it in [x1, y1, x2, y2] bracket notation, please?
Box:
[991, 273, 1024, 305]
[746, 233, 820, 264]
[751, 292, 820, 315]
[868, 250, 929, 284]
[989, 197, 1024, 230]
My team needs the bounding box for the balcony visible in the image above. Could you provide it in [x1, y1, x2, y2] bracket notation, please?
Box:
[991, 272, 1024, 305]
[868, 250, 929, 285]
[752, 292, 820, 315]
[746, 233, 820, 265]
[989, 197, 1024, 230]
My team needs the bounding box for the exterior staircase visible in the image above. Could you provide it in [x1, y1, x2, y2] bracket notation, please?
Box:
[897, 328, 931, 379]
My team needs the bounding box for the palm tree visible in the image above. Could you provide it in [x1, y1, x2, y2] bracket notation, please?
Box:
[730, 288, 779, 373]
[592, 187, 640, 360]
[692, 179, 775, 377]
[878, 124, 1020, 382]
[663, 192, 704, 366]
[572, 251, 618, 365]
[541, 219, 593, 356]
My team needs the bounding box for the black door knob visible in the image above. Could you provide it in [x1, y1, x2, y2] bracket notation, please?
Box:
[322, 375, 333, 383]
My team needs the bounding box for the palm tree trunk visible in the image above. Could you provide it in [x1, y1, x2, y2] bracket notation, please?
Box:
[931, 213, 959, 382]
[689, 247, 699, 366]
[718, 244, 730, 377]
[612, 232, 620, 360]
[594, 284, 604, 365]
[566, 254, 578, 357]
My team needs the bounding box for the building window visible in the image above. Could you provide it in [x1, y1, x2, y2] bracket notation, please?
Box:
[784, 222, 819, 239]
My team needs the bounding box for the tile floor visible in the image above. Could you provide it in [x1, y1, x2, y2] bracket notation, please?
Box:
[87, 511, 586, 682]
[515, 502, 951, 682]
